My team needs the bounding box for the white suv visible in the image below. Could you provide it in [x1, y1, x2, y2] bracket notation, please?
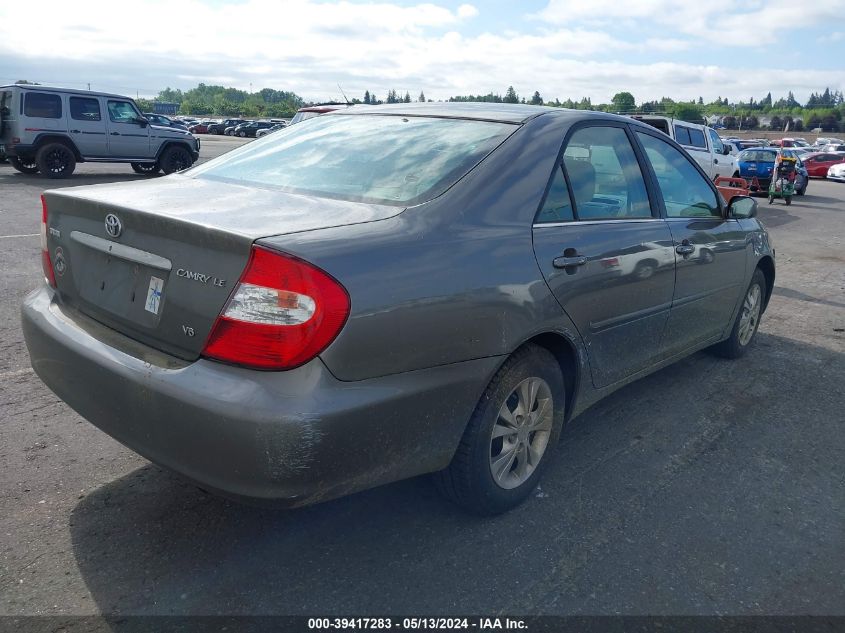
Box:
[628, 115, 736, 179]
[0, 84, 200, 178]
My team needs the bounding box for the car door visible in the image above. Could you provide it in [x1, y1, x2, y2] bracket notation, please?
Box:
[634, 129, 749, 355]
[707, 128, 732, 178]
[105, 99, 150, 158]
[674, 124, 713, 178]
[532, 123, 676, 388]
[67, 96, 108, 158]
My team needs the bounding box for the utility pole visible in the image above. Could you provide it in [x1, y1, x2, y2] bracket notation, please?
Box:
[87, 83, 91, 91]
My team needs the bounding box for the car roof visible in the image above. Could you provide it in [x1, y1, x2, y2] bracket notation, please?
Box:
[0, 83, 135, 101]
[327, 102, 642, 125]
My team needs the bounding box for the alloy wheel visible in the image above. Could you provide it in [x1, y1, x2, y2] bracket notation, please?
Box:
[738, 284, 762, 346]
[489, 377, 553, 490]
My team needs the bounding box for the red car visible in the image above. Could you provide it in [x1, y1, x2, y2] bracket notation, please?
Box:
[803, 152, 845, 178]
[188, 122, 211, 134]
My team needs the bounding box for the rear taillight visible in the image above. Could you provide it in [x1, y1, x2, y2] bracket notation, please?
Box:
[202, 246, 350, 370]
[40, 195, 56, 288]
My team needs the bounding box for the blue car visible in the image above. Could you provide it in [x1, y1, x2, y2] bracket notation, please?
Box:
[736, 148, 777, 189]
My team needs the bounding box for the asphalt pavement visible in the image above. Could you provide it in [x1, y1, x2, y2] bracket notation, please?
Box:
[1, 136, 843, 617]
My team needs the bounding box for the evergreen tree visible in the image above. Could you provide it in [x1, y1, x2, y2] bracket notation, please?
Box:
[363, 90, 370, 105]
[503, 86, 519, 103]
[418, 91, 425, 102]
[404, 91, 411, 103]
[530, 91, 543, 105]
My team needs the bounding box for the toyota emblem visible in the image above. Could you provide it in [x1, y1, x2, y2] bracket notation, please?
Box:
[105, 214, 122, 238]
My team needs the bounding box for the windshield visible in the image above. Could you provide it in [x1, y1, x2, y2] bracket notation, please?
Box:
[189, 114, 515, 206]
[739, 150, 776, 162]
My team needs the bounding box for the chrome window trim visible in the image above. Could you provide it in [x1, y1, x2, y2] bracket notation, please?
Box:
[533, 218, 662, 228]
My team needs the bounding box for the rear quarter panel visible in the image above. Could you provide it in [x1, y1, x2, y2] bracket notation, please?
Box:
[260, 113, 589, 383]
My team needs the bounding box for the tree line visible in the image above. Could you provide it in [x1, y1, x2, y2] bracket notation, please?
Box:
[131, 82, 845, 132]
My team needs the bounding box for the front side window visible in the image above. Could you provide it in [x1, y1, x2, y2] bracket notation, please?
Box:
[561, 126, 652, 220]
[24, 92, 62, 118]
[190, 114, 515, 206]
[107, 100, 140, 123]
[69, 97, 101, 121]
[637, 131, 720, 218]
[535, 166, 574, 224]
[708, 129, 725, 154]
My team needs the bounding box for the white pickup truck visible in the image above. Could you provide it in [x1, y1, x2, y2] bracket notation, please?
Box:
[629, 115, 736, 180]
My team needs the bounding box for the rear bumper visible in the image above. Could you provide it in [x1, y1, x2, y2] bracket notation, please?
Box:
[22, 286, 499, 506]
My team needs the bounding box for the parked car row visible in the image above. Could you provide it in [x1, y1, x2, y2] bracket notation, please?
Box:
[721, 133, 845, 190]
[187, 117, 286, 136]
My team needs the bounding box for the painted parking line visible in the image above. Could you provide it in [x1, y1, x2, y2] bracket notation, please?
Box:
[0, 233, 39, 239]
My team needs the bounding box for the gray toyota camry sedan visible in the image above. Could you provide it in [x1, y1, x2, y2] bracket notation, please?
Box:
[22, 103, 774, 514]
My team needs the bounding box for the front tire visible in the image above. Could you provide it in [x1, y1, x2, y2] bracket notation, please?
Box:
[435, 344, 565, 515]
[237, 130, 246, 137]
[711, 268, 766, 359]
[9, 155, 40, 174]
[36, 142, 76, 178]
[159, 146, 193, 175]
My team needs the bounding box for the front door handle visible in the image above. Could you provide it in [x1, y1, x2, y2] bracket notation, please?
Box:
[676, 242, 695, 255]
[110, 132, 120, 136]
[70, 129, 80, 134]
[553, 255, 588, 268]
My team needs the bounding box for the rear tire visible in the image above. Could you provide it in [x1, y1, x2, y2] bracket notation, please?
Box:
[237, 130, 246, 137]
[159, 145, 193, 175]
[710, 268, 766, 359]
[785, 196, 792, 206]
[131, 162, 161, 175]
[9, 156, 40, 174]
[434, 344, 565, 515]
[36, 142, 76, 178]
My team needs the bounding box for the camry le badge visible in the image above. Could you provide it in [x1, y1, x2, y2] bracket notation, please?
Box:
[105, 214, 122, 238]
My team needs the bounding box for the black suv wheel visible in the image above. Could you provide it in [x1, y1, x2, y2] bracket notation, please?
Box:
[159, 145, 193, 174]
[36, 142, 76, 178]
[9, 156, 40, 174]
[131, 162, 161, 175]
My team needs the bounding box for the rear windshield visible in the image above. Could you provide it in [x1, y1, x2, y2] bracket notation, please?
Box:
[739, 150, 776, 162]
[190, 114, 515, 206]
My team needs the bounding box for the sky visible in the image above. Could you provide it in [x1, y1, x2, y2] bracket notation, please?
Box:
[1, 0, 843, 105]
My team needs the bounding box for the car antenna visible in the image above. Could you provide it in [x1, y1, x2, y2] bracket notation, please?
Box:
[337, 84, 351, 106]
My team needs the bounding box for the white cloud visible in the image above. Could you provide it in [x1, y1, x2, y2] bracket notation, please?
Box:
[0, 0, 841, 103]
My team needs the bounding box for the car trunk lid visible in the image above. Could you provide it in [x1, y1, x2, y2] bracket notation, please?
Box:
[43, 175, 402, 360]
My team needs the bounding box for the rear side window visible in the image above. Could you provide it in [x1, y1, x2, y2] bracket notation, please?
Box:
[190, 115, 514, 206]
[637, 131, 720, 218]
[675, 125, 706, 149]
[69, 97, 101, 121]
[561, 126, 652, 220]
[24, 92, 62, 118]
[535, 166, 574, 224]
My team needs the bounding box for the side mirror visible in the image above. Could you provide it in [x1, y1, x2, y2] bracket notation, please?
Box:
[722, 146, 731, 155]
[728, 196, 757, 219]
[136, 117, 148, 128]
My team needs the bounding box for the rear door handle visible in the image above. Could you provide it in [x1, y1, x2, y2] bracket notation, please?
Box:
[553, 255, 588, 268]
[110, 132, 120, 136]
[70, 129, 80, 134]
